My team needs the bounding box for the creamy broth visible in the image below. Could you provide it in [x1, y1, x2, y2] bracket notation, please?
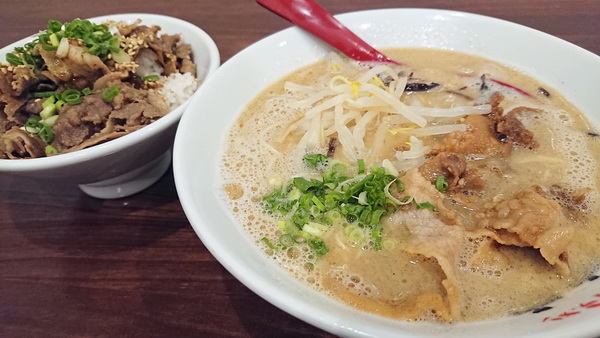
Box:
[220, 48, 600, 322]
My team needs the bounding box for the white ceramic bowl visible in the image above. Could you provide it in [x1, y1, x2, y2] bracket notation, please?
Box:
[0, 13, 220, 199]
[173, 8, 600, 337]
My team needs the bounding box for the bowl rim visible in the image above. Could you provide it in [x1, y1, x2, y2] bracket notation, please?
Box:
[173, 7, 600, 337]
[0, 13, 220, 171]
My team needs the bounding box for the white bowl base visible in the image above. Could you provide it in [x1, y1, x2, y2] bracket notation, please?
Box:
[79, 149, 172, 199]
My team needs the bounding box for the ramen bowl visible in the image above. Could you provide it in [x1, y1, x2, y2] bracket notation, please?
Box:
[0, 13, 219, 199]
[173, 8, 600, 337]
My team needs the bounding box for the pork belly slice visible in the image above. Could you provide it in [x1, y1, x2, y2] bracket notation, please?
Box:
[418, 152, 484, 193]
[400, 168, 459, 225]
[477, 187, 573, 274]
[400, 209, 465, 322]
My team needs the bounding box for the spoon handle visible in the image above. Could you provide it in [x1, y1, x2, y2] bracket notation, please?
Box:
[256, 0, 399, 64]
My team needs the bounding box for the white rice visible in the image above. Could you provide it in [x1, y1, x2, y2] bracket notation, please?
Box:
[135, 49, 164, 77]
[161, 72, 198, 109]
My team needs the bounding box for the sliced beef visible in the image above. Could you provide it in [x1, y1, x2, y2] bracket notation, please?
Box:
[148, 34, 181, 76]
[0, 93, 26, 121]
[17, 98, 43, 116]
[127, 24, 160, 42]
[175, 43, 192, 59]
[52, 95, 113, 150]
[52, 77, 168, 152]
[0, 64, 39, 96]
[114, 19, 143, 36]
[93, 71, 128, 91]
[0, 65, 39, 120]
[37, 43, 107, 88]
[110, 82, 168, 122]
[179, 58, 196, 76]
[0, 107, 9, 133]
[110, 101, 165, 126]
[175, 43, 196, 76]
[94, 72, 169, 123]
[0, 126, 46, 158]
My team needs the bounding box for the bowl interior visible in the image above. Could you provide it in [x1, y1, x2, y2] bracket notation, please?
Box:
[174, 8, 600, 337]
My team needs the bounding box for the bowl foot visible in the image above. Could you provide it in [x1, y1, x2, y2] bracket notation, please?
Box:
[78, 150, 172, 199]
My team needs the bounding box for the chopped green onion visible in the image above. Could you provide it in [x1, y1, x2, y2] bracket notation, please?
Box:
[41, 96, 56, 109]
[8, 18, 119, 69]
[23, 117, 54, 143]
[39, 34, 57, 51]
[287, 188, 301, 201]
[435, 175, 449, 192]
[278, 220, 287, 229]
[309, 205, 321, 217]
[261, 237, 278, 251]
[24, 117, 41, 133]
[47, 20, 62, 33]
[142, 75, 160, 82]
[102, 85, 120, 102]
[49, 33, 60, 47]
[382, 238, 396, 250]
[344, 224, 364, 243]
[61, 89, 82, 105]
[357, 158, 365, 174]
[326, 210, 343, 223]
[292, 177, 317, 193]
[43, 115, 59, 126]
[38, 124, 54, 143]
[40, 104, 57, 120]
[303, 153, 328, 168]
[81, 87, 93, 96]
[44, 145, 58, 156]
[311, 195, 325, 211]
[371, 228, 383, 250]
[381, 158, 399, 176]
[32, 91, 57, 98]
[308, 238, 329, 256]
[297, 230, 312, 239]
[6, 53, 24, 66]
[279, 234, 295, 248]
[356, 191, 368, 205]
[55, 100, 65, 111]
[302, 222, 326, 237]
[293, 235, 307, 244]
[395, 179, 405, 193]
[414, 200, 436, 212]
[263, 160, 400, 256]
[369, 209, 386, 225]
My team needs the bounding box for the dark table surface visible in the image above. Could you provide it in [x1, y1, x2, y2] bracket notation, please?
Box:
[1, 0, 599, 336]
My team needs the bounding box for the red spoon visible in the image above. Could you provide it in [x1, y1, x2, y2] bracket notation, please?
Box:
[256, 0, 400, 65]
